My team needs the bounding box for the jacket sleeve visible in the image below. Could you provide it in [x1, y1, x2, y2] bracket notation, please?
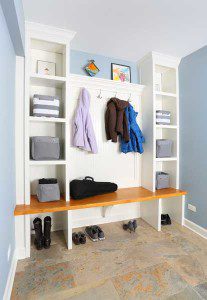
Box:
[85, 114, 98, 154]
[73, 108, 84, 148]
[106, 103, 117, 142]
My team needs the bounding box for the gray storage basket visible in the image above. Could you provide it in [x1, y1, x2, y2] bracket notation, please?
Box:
[31, 136, 60, 160]
[156, 172, 170, 189]
[37, 183, 60, 202]
[156, 139, 173, 158]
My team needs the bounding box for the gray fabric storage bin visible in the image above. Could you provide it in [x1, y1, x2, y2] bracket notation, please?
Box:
[31, 136, 60, 160]
[156, 172, 170, 189]
[37, 183, 60, 202]
[156, 139, 173, 158]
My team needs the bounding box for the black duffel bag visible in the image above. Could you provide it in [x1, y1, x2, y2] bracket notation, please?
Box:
[70, 176, 118, 200]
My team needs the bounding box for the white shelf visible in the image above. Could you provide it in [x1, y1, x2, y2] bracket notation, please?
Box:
[30, 73, 66, 88]
[29, 160, 66, 166]
[156, 157, 177, 162]
[29, 116, 66, 123]
[154, 91, 177, 98]
[156, 124, 177, 129]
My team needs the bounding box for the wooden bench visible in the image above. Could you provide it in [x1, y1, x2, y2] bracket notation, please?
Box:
[14, 187, 186, 216]
[14, 186, 187, 250]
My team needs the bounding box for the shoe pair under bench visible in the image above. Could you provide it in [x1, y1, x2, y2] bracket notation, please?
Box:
[72, 232, 86, 245]
[85, 225, 105, 242]
[123, 220, 137, 233]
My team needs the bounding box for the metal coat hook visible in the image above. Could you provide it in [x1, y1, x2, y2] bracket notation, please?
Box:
[128, 93, 132, 102]
[97, 89, 102, 99]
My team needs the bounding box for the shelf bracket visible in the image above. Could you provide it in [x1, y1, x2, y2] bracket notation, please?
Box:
[102, 205, 113, 218]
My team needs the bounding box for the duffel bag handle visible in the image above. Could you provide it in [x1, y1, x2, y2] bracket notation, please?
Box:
[84, 176, 94, 181]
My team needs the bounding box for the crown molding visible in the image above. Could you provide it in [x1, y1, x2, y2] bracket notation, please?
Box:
[26, 21, 76, 44]
[138, 51, 181, 68]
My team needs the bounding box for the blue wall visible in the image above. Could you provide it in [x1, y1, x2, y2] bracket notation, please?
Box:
[70, 49, 139, 83]
[0, 0, 24, 297]
[179, 46, 207, 229]
[1, 0, 25, 55]
[0, 4, 16, 297]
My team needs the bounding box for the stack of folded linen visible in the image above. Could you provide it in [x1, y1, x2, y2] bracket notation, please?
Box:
[156, 110, 171, 125]
[32, 94, 60, 118]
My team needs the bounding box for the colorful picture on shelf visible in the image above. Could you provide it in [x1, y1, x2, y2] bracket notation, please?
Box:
[111, 63, 131, 83]
[37, 60, 56, 76]
[85, 60, 100, 77]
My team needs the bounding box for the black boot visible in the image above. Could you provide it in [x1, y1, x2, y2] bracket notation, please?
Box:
[33, 217, 43, 250]
[44, 216, 52, 249]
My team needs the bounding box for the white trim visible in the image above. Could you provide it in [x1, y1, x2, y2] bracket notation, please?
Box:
[72, 211, 140, 228]
[16, 247, 27, 260]
[3, 249, 18, 300]
[184, 218, 207, 239]
[69, 74, 145, 95]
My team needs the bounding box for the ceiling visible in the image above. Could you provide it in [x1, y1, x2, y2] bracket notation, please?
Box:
[23, 0, 207, 61]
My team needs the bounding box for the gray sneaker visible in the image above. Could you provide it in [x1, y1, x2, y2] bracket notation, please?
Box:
[85, 226, 98, 242]
[93, 225, 105, 240]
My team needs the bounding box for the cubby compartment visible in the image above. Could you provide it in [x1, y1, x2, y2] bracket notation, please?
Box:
[156, 127, 177, 158]
[30, 165, 66, 199]
[29, 122, 66, 161]
[155, 160, 178, 189]
[30, 39, 66, 77]
[154, 65, 176, 94]
[30, 82, 66, 119]
[155, 94, 177, 126]
[161, 196, 183, 226]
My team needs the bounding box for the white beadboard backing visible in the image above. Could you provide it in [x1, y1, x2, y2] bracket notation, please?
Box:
[68, 84, 143, 188]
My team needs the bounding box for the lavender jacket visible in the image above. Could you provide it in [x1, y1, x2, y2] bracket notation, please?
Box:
[73, 88, 98, 153]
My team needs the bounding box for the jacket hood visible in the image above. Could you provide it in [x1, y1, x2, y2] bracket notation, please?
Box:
[79, 88, 90, 109]
[107, 97, 129, 111]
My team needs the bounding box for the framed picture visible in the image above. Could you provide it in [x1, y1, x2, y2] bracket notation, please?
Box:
[85, 60, 100, 77]
[37, 60, 56, 76]
[111, 63, 131, 83]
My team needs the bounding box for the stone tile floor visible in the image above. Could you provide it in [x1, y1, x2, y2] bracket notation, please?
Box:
[12, 219, 207, 299]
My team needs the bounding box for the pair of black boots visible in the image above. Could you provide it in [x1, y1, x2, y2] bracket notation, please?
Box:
[33, 216, 51, 250]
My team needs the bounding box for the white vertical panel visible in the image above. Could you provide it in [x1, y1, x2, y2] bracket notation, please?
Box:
[139, 56, 154, 191]
[140, 198, 161, 231]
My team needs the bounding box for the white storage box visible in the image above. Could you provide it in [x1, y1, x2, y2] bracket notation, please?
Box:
[156, 110, 171, 125]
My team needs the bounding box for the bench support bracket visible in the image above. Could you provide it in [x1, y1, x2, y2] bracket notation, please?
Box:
[102, 205, 113, 218]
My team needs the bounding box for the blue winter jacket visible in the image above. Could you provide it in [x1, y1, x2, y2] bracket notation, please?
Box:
[121, 104, 145, 154]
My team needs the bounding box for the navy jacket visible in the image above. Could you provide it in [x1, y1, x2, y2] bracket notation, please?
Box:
[121, 104, 145, 154]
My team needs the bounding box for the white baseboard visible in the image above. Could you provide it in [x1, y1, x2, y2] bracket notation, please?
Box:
[184, 218, 207, 239]
[3, 249, 18, 300]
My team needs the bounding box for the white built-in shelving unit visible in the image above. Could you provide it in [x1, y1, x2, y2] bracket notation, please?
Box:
[23, 22, 76, 256]
[139, 53, 184, 234]
[139, 52, 180, 192]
